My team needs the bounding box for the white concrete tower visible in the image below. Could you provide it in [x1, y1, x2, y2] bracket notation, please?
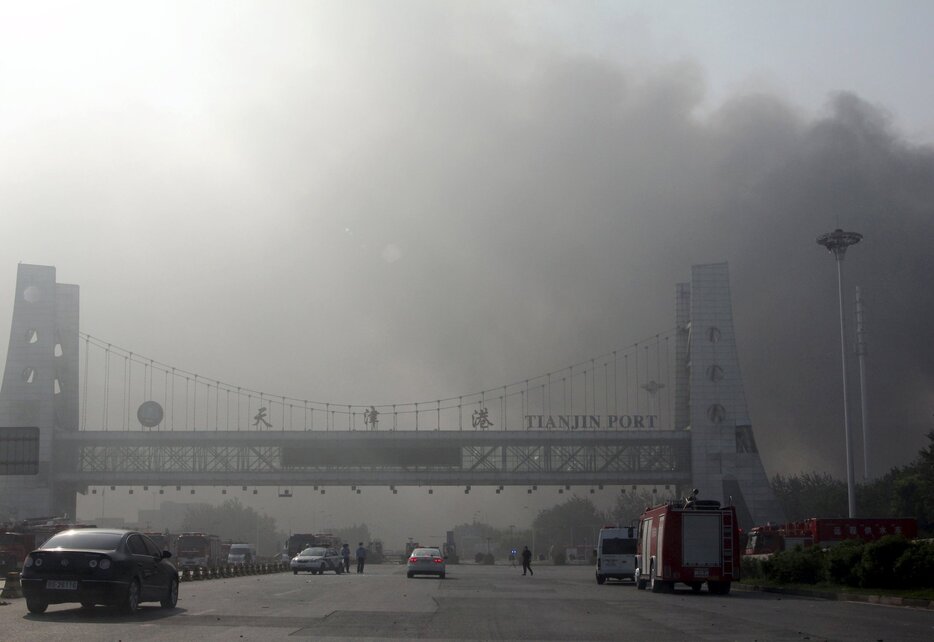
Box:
[682, 262, 784, 529]
[0, 264, 80, 519]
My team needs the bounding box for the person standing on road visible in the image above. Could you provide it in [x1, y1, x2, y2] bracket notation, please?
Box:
[355, 542, 367, 574]
[521, 545, 533, 576]
[341, 543, 351, 573]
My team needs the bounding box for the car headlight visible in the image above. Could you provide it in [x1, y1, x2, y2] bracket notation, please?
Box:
[34, 558, 43, 567]
[24, 557, 33, 568]
[99, 558, 112, 570]
[89, 559, 98, 568]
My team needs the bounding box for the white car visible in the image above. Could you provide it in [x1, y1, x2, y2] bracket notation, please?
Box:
[291, 547, 343, 575]
[406, 547, 446, 579]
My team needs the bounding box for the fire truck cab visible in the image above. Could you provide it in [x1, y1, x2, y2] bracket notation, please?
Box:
[175, 532, 222, 569]
[635, 495, 740, 595]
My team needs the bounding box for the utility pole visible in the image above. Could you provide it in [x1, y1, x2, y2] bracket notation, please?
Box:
[855, 286, 870, 480]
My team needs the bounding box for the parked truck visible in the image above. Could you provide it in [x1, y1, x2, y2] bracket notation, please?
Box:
[1, 518, 96, 572]
[175, 532, 223, 569]
[744, 517, 918, 557]
[0, 531, 37, 573]
[635, 496, 740, 595]
[143, 531, 174, 556]
[287, 532, 336, 559]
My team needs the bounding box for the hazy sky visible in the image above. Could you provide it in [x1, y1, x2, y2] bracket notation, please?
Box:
[2, 1, 933, 539]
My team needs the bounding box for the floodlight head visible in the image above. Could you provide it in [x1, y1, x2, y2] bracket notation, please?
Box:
[817, 228, 862, 260]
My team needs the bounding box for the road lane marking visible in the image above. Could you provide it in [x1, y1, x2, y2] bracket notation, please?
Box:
[273, 588, 302, 597]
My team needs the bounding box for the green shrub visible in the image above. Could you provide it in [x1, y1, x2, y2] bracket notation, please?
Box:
[857, 535, 911, 588]
[741, 556, 765, 580]
[892, 540, 934, 588]
[826, 539, 865, 587]
[763, 546, 826, 584]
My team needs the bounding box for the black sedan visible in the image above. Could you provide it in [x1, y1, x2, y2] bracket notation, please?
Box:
[21, 528, 179, 614]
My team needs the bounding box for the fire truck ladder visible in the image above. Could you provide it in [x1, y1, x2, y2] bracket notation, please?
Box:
[721, 511, 734, 577]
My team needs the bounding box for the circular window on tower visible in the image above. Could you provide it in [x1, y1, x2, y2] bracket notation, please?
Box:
[23, 285, 41, 303]
[706, 364, 724, 382]
[706, 327, 721, 343]
[706, 403, 726, 424]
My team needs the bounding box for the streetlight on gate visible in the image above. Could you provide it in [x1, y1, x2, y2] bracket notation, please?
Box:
[816, 228, 862, 518]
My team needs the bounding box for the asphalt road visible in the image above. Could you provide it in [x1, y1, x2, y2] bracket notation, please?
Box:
[1, 563, 932, 640]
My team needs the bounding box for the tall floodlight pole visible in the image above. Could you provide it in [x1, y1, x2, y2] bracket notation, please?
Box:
[855, 286, 870, 480]
[817, 228, 862, 518]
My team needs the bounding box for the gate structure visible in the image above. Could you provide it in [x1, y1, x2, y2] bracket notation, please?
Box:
[0, 263, 783, 528]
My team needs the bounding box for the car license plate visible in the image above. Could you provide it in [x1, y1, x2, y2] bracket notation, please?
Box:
[46, 580, 78, 590]
[694, 568, 709, 578]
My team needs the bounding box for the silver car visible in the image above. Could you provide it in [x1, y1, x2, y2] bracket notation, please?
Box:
[291, 547, 343, 575]
[406, 547, 446, 579]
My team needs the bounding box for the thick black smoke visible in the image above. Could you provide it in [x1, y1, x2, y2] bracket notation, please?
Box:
[302, 52, 934, 478]
[4, 6, 932, 512]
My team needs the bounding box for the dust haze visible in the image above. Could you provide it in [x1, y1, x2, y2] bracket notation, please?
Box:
[1, 2, 932, 542]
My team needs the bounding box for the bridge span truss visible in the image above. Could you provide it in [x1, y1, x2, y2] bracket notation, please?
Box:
[56, 430, 691, 488]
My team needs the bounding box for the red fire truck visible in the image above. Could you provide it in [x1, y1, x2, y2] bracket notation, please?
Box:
[0, 518, 97, 571]
[635, 497, 740, 595]
[175, 532, 223, 569]
[143, 531, 175, 556]
[744, 517, 918, 557]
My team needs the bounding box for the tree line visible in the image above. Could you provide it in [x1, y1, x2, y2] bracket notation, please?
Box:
[772, 430, 934, 533]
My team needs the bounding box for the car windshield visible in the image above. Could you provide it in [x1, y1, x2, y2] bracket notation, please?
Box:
[412, 548, 440, 557]
[300, 547, 328, 556]
[602, 538, 637, 555]
[177, 536, 209, 549]
[230, 545, 251, 553]
[42, 531, 122, 551]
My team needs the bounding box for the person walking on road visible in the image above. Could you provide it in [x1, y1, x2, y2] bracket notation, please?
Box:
[341, 543, 351, 573]
[355, 542, 367, 574]
[521, 545, 533, 576]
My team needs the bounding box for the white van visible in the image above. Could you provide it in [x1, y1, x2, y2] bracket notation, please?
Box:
[228, 543, 256, 565]
[595, 525, 637, 584]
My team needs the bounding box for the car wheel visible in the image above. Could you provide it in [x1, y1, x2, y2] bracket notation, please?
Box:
[690, 582, 702, 594]
[439, 572, 445, 579]
[335, 564, 343, 575]
[122, 578, 141, 614]
[596, 573, 606, 585]
[293, 570, 298, 575]
[161, 578, 179, 609]
[407, 572, 414, 578]
[26, 597, 48, 614]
